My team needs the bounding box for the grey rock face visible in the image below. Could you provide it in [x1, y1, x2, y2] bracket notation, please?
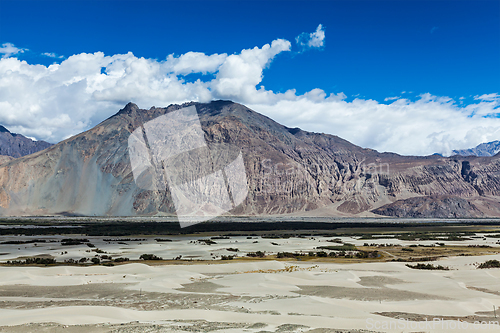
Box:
[0, 125, 52, 158]
[453, 141, 500, 157]
[371, 195, 484, 218]
[0, 101, 499, 217]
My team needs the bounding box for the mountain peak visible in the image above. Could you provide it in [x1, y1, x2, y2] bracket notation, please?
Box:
[122, 102, 139, 112]
[0, 125, 10, 133]
[453, 140, 500, 157]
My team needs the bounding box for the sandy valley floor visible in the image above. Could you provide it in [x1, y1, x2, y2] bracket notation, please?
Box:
[2, 224, 500, 332]
[0, 256, 500, 332]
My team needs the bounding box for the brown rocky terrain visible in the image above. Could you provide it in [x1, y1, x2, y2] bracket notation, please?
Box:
[0, 100, 499, 218]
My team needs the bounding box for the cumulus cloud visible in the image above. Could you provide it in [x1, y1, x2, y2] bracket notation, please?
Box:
[0, 36, 499, 156]
[248, 93, 500, 156]
[0, 43, 25, 58]
[0, 40, 291, 143]
[296, 24, 325, 50]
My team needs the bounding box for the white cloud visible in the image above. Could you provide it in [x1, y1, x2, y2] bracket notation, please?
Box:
[296, 24, 325, 50]
[474, 93, 499, 101]
[0, 35, 499, 157]
[165, 52, 227, 75]
[248, 93, 500, 156]
[384, 96, 400, 101]
[0, 43, 26, 58]
[42, 52, 64, 59]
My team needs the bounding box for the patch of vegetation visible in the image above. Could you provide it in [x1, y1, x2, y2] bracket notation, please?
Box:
[405, 263, 449, 270]
[211, 236, 230, 240]
[155, 238, 172, 242]
[113, 257, 130, 263]
[355, 251, 379, 259]
[198, 239, 217, 245]
[327, 238, 343, 243]
[262, 234, 291, 239]
[276, 252, 305, 258]
[402, 248, 414, 252]
[220, 255, 234, 260]
[392, 256, 440, 262]
[139, 254, 163, 260]
[478, 260, 500, 269]
[61, 238, 90, 246]
[0, 220, 497, 238]
[1, 239, 47, 245]
[317, 243, 357, 251]
[7, 257, 56, 265]
[316, 251, 328, 257]
[247, 251, 266, 258]
[226, 248, 239, 252]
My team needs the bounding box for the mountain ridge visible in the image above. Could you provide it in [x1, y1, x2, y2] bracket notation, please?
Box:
[0, 100, 499, 218]
[453, 140, 500, 157]
[0, 125, 53, 159]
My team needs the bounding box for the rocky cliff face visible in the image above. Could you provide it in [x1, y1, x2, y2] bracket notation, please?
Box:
[0, 101, 499, 217]
[0, 125, 52, 158]
[453, 140, 500, 157]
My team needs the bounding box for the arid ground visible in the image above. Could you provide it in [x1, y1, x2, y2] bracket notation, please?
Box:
[1, 219, 500, 332]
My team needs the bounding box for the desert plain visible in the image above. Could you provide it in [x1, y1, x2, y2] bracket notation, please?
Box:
[1, 219, 500, 332]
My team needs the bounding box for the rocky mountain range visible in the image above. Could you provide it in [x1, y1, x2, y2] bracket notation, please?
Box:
[453, 140, 500, 157]
[0, 125, 52, 158]
[0, 101, 499, 218]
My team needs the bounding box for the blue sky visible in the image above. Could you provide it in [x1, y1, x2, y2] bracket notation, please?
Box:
[0, 0, 499, 155]
[2, 0, 499, 100]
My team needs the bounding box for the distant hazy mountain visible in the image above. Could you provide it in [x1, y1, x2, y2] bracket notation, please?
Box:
[453, 141, 500, 157]
[0, 101, 499, 218]
[0, 125, 52, 158]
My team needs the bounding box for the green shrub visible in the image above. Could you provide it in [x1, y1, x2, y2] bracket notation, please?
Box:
[140, 254, 163, 260]
[197, 239, 217, 245]
[246, 251, 265, 258]
[478, 260, 500, 269]
[406, 263, 449, 270]
[113, 257, 130, 262]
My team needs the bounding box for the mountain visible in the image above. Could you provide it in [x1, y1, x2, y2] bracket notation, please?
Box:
[453, 141, 500, 157]
[0, 125, 52, 158]
[0, 101, 499, 218]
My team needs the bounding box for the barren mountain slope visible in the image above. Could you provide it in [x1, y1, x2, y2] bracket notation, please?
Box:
[0, 100, 499, 217]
